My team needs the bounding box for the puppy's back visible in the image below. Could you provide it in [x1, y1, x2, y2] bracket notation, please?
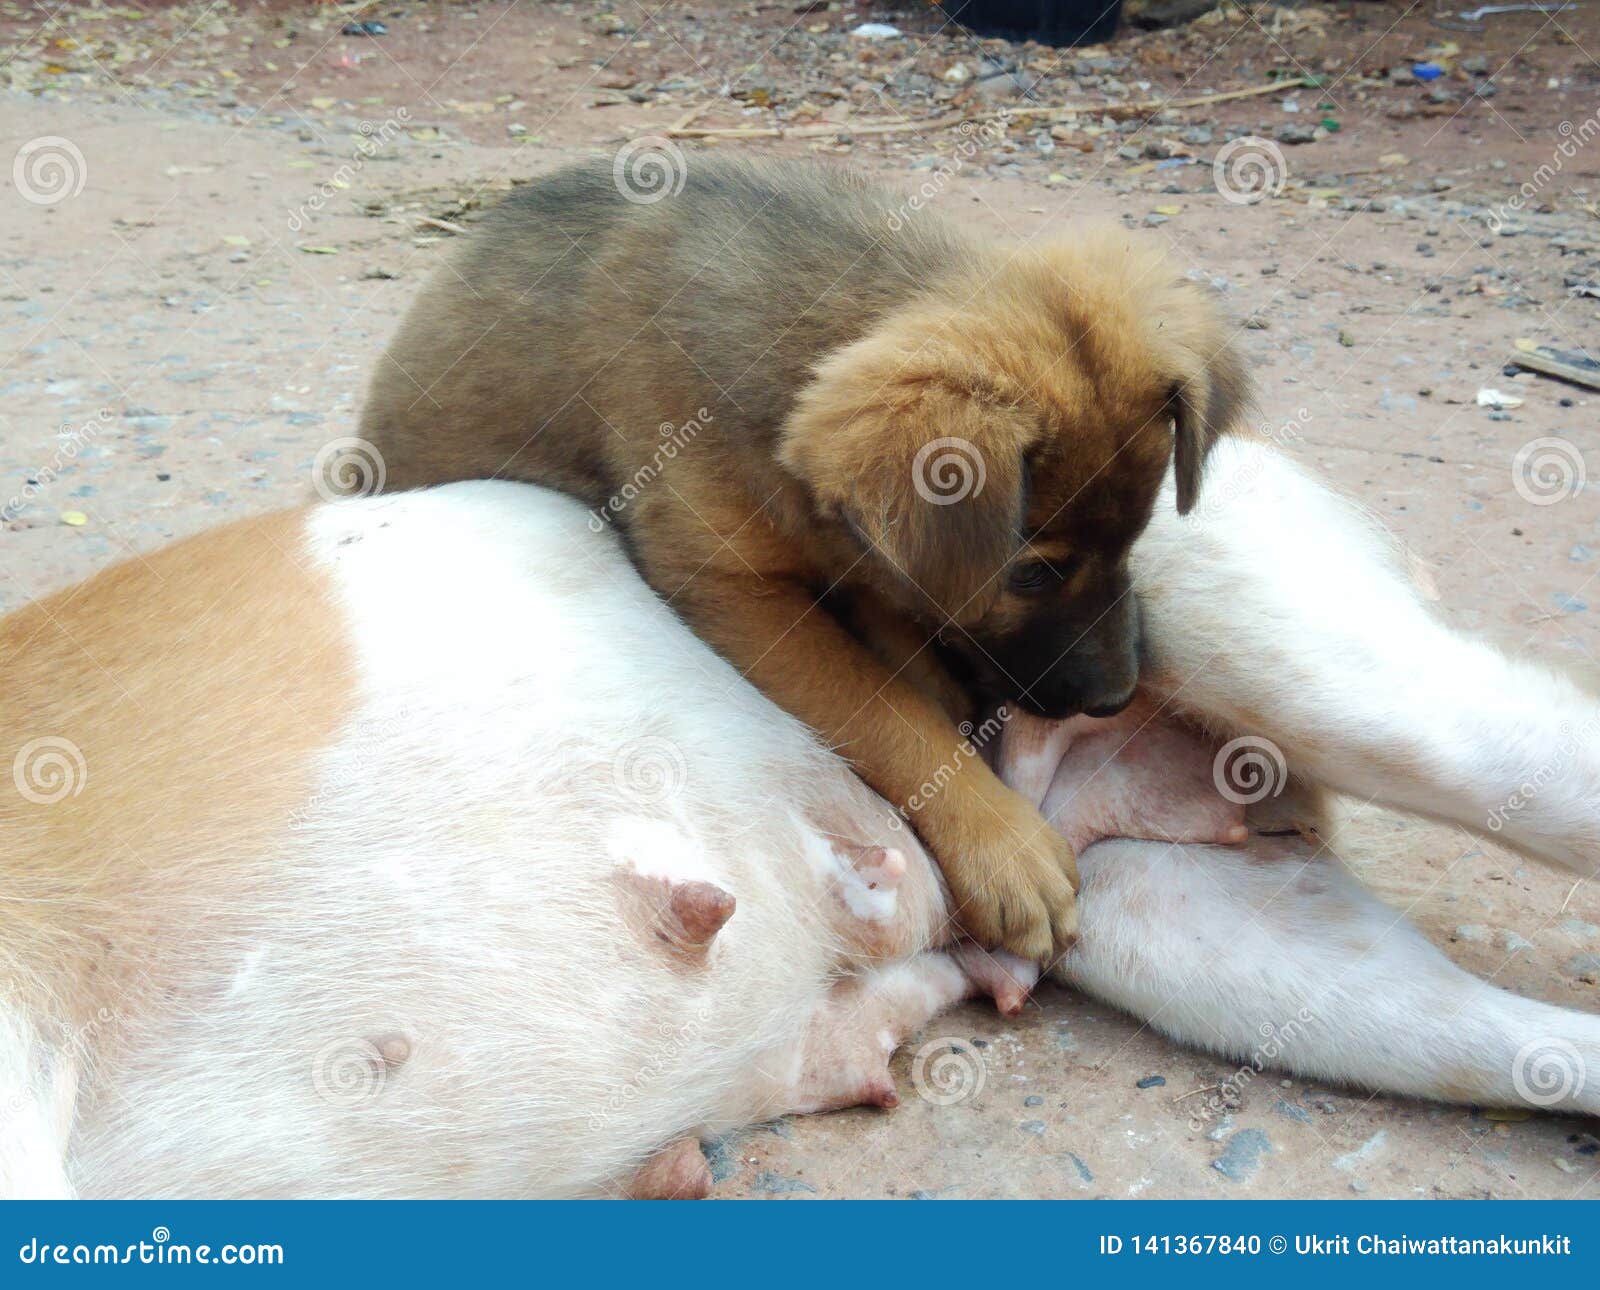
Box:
[359, 158, 977, 496]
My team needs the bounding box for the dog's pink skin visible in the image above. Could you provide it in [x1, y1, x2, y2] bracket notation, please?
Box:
[1002, 700, 1247, 857]
[950, 944, 1041, 1017]
[623, 1137, 712, 1200]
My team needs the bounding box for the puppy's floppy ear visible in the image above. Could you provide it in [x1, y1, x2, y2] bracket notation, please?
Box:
[778, 333, 1031, 610]
[1025, 225, 1250, 516]
[1170, 333, 1250, 516]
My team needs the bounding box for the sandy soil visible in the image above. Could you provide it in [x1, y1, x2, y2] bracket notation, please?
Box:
[3, 0, 1599, 1198]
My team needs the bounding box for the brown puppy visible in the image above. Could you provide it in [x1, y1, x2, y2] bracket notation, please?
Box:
[358, 158, 1246, 960]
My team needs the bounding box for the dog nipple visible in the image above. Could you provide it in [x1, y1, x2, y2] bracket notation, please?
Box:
[614, 863, 737, 967]
[828, 839, 907, 892]
[669, 879, 737, 946]
[857, 845, 907, 892]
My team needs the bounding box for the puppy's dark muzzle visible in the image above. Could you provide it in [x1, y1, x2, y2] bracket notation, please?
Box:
[972, 586, 1143, 721]
[1011, 677, 1135, 722]
[1083, 691, 1136, 720]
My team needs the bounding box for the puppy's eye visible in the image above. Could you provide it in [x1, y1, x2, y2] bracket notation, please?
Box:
[1007, 560, 1054, 594]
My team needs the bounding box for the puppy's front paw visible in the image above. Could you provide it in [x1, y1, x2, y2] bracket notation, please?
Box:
[929, 788, 1078, 964]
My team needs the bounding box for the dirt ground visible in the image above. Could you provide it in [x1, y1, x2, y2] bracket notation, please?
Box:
[4, 0, 1600, 1199]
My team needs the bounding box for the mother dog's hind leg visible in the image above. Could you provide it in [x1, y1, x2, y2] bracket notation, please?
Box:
[1060, 829, 1600, 1115]
[1135, 437, 1600, 878]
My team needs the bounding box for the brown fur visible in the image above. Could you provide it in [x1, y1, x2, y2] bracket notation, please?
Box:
[358, 158, 1248, 960]
[0, 512, 352, 1059]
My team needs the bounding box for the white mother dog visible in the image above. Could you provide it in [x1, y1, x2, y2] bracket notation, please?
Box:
[4, 439, 1599, 1198]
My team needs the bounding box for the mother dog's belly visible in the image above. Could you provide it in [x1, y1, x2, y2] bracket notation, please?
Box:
[66, 482, 948, 1198]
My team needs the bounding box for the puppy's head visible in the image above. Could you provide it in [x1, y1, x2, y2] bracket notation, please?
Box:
[779, 226, 1247, 720]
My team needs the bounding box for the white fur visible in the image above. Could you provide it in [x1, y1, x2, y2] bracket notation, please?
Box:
[1135, 437, 1600, 876]
[8, 453, 1600, 1197]
[1066, 838, 1600, 1114]
[55, 483, 945, 1198]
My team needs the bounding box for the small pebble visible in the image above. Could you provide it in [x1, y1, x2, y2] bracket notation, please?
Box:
[1563, 953, 1600, 981]
[750, 1171, 816, 1196]
[1213, 1128, 1272, 1182]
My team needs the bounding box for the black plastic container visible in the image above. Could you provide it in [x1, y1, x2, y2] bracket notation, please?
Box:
[940, 0, 1123, 45]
